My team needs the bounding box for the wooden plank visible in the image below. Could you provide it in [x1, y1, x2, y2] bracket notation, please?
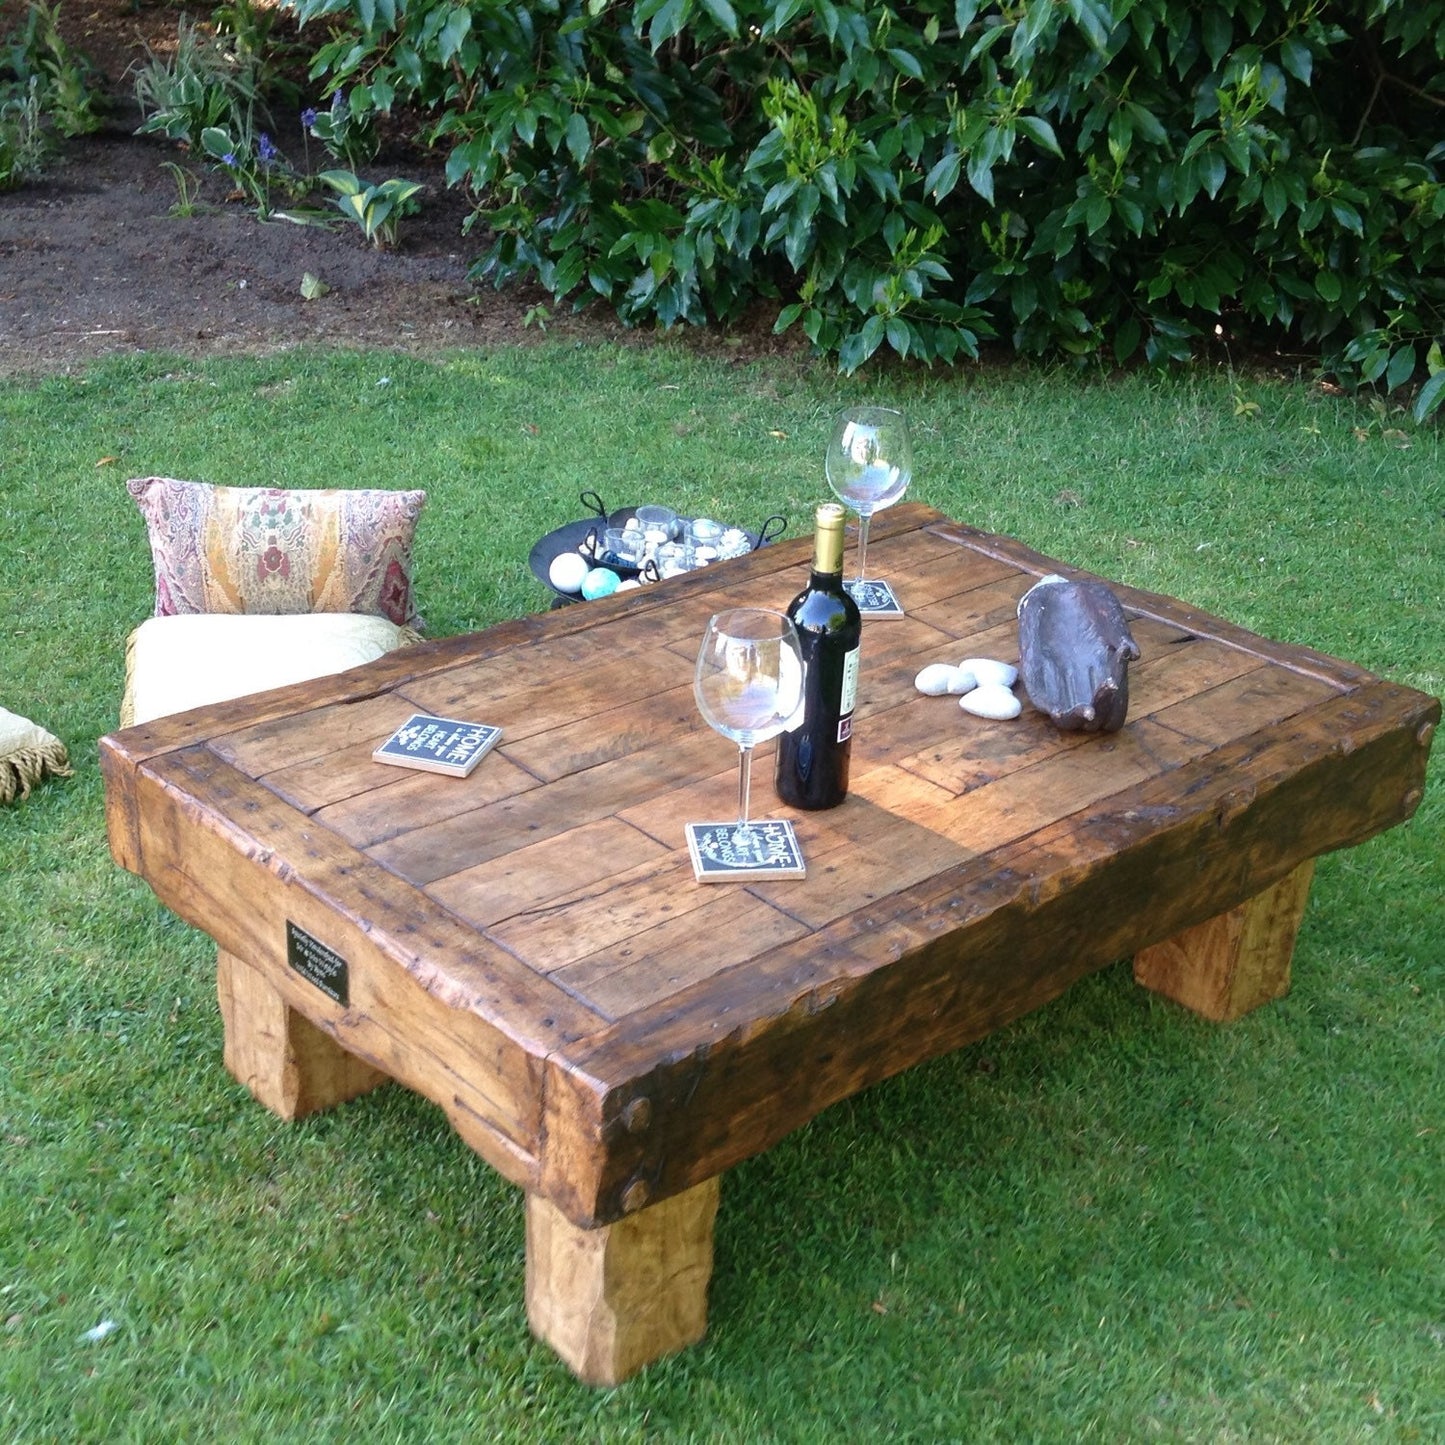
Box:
[305, 751, 542, 847]
[97, 508, 881, 771]
[746, 810, 973, 932]
[532, 681, 1436, 1225]
[492, 854, 735, 975]
[1151, 666, 1340, 747]
[501, 680, 704, 785]
[525, 1176, 720, 1386]
[212, 693, 407, 779]
[369, 730, 723, 887]
[1134, 860, 1317, 1020]
[428, 816, 672, 931]
[398, 607, 709, 725]
[548, 887, 811, 1020]
[840, 531, 1021, 613]
[904, 575, 1034, 643]
[854, 703, 1071, 801]
[1123, 632, 1266, 715]
[892, 717, 1202, 843]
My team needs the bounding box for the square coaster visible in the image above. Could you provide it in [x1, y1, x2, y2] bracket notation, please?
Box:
[845, 578, 905, 617]
[685, 820, 806, 883]
[373, 714, 502, 777]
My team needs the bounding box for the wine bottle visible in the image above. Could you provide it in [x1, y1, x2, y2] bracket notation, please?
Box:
[774, 502, 863, 810]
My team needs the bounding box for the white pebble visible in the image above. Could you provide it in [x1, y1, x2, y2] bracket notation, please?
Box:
[960, 683, 1022, 720]
[548, 552, 590, 593]
[959, 656, 1018, 689]
[914, 663, 961, 696]
[616, 578, 642, 591]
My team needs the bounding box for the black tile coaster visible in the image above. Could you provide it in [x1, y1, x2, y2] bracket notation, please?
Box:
[845, 578, 905, 618]
[685, 819, 806, 883]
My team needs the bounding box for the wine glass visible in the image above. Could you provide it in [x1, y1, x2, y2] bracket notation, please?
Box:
[694, 608, 804, 842]
[825, 405, 913, 594]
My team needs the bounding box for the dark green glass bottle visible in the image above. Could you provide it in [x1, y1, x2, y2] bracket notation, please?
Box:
[774, 503, 863, 810]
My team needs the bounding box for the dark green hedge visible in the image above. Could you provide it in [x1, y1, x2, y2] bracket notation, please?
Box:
[285, 0, 1445, 407]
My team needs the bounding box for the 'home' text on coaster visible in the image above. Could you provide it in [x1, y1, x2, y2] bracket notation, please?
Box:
[373, 714, 502, 778]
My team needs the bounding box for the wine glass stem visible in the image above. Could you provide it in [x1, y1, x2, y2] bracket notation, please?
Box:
[855, 512, 872, 584]
[737, 743, 753, 826]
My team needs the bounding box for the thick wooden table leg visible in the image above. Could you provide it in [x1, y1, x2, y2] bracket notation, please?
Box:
[216, 948, 387, 1119]
[1133, 860, 1317, 1022]
[525, 1176, 721, 1386]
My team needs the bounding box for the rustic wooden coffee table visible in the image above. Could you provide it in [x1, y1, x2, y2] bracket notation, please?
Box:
[100, 504, 1437, 1385]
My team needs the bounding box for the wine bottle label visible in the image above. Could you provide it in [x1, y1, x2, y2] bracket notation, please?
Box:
[837, 645, 861, 742]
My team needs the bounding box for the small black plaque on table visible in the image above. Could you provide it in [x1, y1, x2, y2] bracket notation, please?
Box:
[287, 920, 349, 1005]
[372, 714, 502, 778]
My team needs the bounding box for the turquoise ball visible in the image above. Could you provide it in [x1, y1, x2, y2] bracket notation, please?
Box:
[581, 567, 621, 600]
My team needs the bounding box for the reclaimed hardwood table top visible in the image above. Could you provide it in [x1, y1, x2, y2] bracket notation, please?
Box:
[100, 502, 1437, 1383]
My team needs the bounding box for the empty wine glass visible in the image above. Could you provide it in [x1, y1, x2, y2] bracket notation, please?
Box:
[825, 405, 913, 595]
[694, 608, 804, 842]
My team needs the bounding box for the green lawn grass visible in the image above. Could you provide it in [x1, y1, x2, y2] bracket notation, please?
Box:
[2, 345, 1440, 1442]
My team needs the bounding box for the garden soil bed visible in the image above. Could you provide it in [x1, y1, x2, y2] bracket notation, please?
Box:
[0, 0, 796, 378]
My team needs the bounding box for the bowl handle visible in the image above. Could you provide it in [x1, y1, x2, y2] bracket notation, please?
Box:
[755, 513, 788, 548]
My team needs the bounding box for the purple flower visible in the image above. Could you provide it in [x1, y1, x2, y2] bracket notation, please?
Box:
[258, 133, 277, 167]
[300, 107, 318, 128]
[222, 152, 237, 167]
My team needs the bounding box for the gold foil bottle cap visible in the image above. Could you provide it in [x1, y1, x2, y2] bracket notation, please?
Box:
[814, 502, 846, 573]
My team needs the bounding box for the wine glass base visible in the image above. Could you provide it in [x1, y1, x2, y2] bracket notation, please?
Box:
[685, 819, 806, 883]
[845, 578, 905, 618]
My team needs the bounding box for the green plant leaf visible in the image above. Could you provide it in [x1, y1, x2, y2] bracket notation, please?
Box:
[1385, 344, 1417, 393]
[1016, 115, 1063, 157]
[565, 112, 591, 166]
[437, 7, 472, 64]
[1279, 35, 1312, 83]
[647, 0, 692, 49]
[338, 192, 370, 226]
[886, 48, 925, 80]
[697, 0, 739, 36]
[318, 169, 363, 196]
[1412, 368, 1445, 422]
[378, 179, 423, 206]
[925, 151, 962, 201]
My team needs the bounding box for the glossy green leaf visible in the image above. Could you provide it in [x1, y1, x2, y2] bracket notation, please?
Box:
[698, 0, 739, 36]
[1016, 115, 1063, 157]
[437, 8, 471, 64]
[1279, 35, 1312, 83]
[925, 151, 962, 201]
[565, 112, 591, 165]
[1412, 368, 1445, 422]
[1385, 344, 1417, 392]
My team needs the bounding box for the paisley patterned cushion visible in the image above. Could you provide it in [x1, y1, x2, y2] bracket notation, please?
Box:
[127, 477, 425, 626]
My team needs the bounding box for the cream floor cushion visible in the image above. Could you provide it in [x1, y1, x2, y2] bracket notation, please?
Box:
[123, 612, 415, 727]
[0, 707, 74, 803]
